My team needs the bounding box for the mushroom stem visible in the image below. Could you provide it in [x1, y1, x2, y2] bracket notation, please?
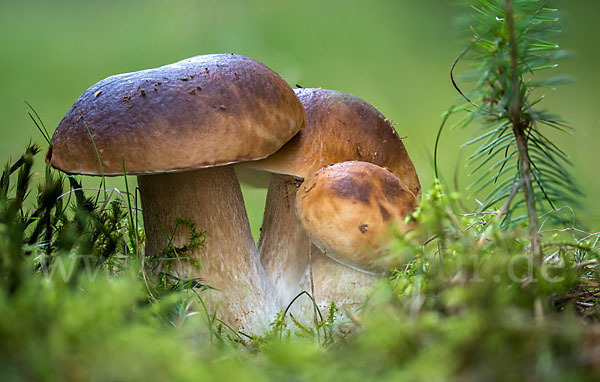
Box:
[257, 173, 310, 307]
[290, 244, 379, 324]
[138, 166, 278, 334]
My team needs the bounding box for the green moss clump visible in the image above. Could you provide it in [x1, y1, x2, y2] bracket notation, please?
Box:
[1, 147, 599, 380]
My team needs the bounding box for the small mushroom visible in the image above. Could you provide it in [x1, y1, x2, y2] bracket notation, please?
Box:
[296, 161, 417, 274]
[47, 54, 305, 334]
[239, 88, 420, 307]
[292, 161, 417, 321]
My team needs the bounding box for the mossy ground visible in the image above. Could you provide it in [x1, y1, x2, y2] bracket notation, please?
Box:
[1, 147, 599, 381]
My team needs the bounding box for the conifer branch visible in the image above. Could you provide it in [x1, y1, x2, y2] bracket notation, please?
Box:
[448, 0, 580, 252]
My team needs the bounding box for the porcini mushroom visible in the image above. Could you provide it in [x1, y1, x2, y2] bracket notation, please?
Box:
[48, 54, 305, 334]
[297, 161, 417, 274]
[293, 161, 418, 321]
[240, 88, 420, 307]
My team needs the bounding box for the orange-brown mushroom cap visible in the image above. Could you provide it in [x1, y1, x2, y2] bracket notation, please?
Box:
[296, 161, 417, 274]
[48, 54, 305, 175]
[247, 88, 421, 196]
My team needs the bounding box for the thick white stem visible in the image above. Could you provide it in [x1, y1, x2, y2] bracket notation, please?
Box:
[138, 166, 278, 334]
[258, 174, 310, 307]
[292, 244, 379, 324]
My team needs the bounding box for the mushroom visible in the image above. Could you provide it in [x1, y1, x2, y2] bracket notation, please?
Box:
[240, 88, 420, 308]
[47, 54, 305, 334]
[293, 161, 418, 322]
[296, 161, 417, 274]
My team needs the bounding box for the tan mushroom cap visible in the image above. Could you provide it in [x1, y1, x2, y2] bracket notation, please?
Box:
[246, 88, 421, 196]
[296, 161, 417, 274]
[48, 54, 305, 175]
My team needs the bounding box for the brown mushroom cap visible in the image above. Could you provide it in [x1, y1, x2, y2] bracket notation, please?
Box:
[48, 54, 305, 175]
[296, 161, 417, 274]
[246, 88, 421, 196]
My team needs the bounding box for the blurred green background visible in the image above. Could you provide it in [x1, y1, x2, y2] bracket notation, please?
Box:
[1, 0, 598, 236]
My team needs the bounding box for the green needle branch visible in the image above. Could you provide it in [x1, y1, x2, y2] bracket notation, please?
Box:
[447, 0, 580, 254]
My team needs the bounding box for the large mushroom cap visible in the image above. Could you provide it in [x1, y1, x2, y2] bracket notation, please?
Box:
[296, 161, 417, 274]
[48, 54, 305, 175]
[246, 88, 421, 196]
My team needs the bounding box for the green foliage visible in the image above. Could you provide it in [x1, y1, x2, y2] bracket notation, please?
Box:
[1, 147, 600, 380]
[449, 0, 579, 231]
